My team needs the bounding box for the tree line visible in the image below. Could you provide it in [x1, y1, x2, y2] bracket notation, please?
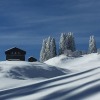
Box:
[40, 32, 97, 62]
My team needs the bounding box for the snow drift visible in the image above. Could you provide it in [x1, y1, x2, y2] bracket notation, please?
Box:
[0, 61, 68, 79]
[45, 53, 100, 72]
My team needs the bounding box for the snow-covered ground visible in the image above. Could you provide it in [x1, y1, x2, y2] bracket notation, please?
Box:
[45, 53, 100, 72]
[0, 61, 67, 90]
[0, 53, 100, 100]
[0, 61, 67, 79]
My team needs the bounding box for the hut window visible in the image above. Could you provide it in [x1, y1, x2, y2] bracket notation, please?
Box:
[18, 52, 20, 54]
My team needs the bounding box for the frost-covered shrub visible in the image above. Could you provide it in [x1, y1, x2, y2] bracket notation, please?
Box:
[97, 48, 100, 54]
[64, 50, 73, 57]
[64, 50, 82, 57]
[72, 50, 81, 57]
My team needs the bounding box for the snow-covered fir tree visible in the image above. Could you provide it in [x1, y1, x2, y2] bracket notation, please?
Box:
[40, 36, 57, 62]
[89, 35, 97, 53]
[40, 39, 47, 62]
[59, 33, 67, 55]
[66, 32, 76, 52]
[45, 36, 52, 60]
[59, 32, 76, 55]
[50, 38, 57, 58]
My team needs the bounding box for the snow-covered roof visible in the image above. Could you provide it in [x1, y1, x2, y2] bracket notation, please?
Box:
[5, 47, 26, 54]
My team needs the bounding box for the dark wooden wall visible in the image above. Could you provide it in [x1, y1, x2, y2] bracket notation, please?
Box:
[6, 55, 25, 61]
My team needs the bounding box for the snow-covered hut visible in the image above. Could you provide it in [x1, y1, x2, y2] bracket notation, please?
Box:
[28, 56, 37, 62]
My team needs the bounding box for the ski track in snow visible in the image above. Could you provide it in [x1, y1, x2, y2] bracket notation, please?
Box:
[0, 66, 100, 100]
[0, 53, 100, 100]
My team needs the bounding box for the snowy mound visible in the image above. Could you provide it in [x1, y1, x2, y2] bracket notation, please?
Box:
[45, 53, 100, 72]
[0, 61, 68, 79]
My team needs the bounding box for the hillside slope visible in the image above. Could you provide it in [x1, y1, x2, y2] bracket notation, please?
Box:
[0, 53, 100, 100]
[0, 61, 69, 90]
[0, 61, 68, 79]
[0, 65, 99, 100]
[45, 53, 100, 72]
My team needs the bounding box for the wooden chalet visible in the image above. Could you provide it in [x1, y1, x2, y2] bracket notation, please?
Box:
[5, 47, 26, 61]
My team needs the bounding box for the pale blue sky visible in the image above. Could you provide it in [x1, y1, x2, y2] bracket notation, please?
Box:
[0, 0, 100, 60]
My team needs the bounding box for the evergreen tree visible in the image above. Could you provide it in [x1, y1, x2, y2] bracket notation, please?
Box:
[50, 38, 57, 57]
[40, 39, 47, 62]
[66, 32, 76, 52]
[89, 35, 97, 53]
[59, 33, 66, 55]
[40, 36, 57, 62]
[45, 36, 52, 60]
